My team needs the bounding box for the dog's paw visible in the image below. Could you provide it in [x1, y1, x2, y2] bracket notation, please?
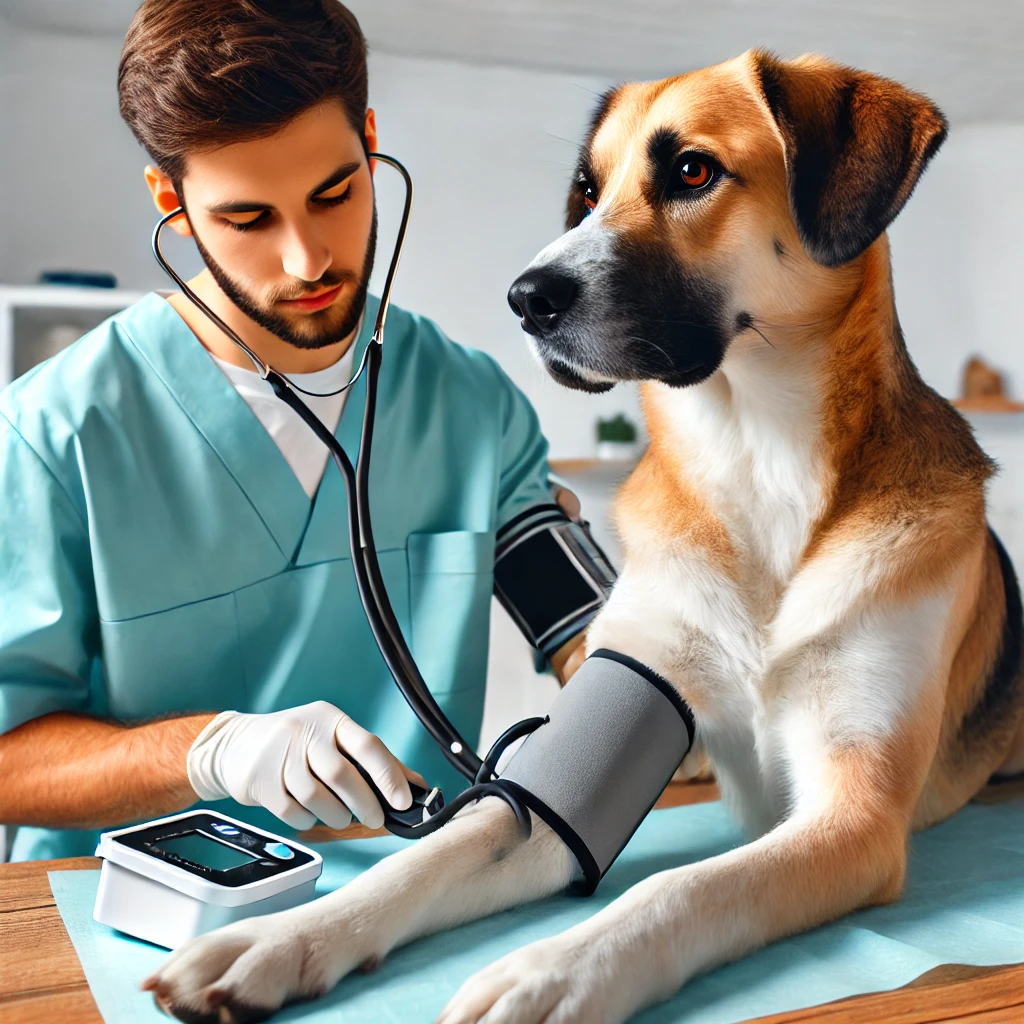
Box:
[435, 934, 639, 1024]
[141, 913, 328, 1023]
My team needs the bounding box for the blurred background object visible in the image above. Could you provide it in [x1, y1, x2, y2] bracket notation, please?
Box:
[955, 356, 1024, 413]
[596, 413, 640, 462]
[38, 270, 117, 288]
[1, 0, 1022, 748]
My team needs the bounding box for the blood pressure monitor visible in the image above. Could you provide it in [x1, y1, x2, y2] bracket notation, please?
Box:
[93, 809, 323, 949]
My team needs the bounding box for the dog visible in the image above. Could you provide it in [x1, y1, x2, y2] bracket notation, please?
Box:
[143, 48, 1024, 1024]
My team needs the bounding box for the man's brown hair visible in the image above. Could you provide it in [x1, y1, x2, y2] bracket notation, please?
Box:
[118, 0, 368, 185]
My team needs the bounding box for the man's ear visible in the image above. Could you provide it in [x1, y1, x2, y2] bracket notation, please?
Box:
[365, 108, 378, 177]
[144, 165, 192, 238]
[752, 49, 947, 267]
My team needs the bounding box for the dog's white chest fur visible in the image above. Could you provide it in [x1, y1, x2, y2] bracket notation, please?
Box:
[669, 350, 828, 590]
[587, 354, 952, 838]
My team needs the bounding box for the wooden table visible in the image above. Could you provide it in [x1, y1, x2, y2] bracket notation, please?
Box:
[3, 781, 1023, 1024]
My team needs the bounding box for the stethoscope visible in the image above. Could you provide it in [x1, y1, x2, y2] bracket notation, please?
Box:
[153, 153, 544, 840]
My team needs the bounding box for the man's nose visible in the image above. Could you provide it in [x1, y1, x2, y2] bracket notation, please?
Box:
[507, 267, 579, 336]
[281, 223, 332, 283]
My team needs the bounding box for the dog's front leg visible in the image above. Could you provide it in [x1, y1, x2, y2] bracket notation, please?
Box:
[437, 747, 915, 1024]
[438, 575, 957, 1023]
[143, 796, 574, 1023]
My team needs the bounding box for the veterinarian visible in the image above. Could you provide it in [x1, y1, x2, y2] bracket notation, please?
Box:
[0, 0, 594, 863]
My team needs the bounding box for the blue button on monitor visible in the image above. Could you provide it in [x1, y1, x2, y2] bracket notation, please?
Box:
[263, 842, 294, 860]
[211, 823, 241, 836]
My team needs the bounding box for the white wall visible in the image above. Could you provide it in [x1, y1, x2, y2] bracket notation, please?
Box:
[0, 25, 165, 289]
[0, 14, 15, 283]
[889, 124, 1024, 570]
[366, 50, 651, 459]
[0, 24, 642, 458]
[890, 123, 1024, 402]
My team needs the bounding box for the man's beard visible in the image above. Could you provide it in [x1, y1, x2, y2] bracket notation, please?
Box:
[191, 207, 377, 351]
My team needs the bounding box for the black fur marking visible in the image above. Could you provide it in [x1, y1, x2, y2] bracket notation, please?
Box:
[544, 357, 616, 394]
[586, 86, 619, 142]
[773, 237, 786, 256]
[603, 234, 730, 388]
[754, 50, 947, 267]
[642, 127, 683, 205]
[735, 311, 754, 332]
[166, 996, 275, 1024]
[161, 1006, 216, 1024]
[566, 86, 621, 230]
[524, 234, 731, 391]
[958, 529, 1024, 756]
[756, 51, 785, 125]
[359, 953, 385, 974]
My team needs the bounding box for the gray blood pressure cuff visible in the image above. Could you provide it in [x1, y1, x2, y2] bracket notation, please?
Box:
[498, 649, 695, 895]
[494, 503, 617, 657]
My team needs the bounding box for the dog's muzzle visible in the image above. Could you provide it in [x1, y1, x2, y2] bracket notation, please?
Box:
[497, 648, 695, 895]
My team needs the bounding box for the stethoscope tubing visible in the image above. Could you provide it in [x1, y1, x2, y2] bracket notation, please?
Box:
[152, 151, 544, 840]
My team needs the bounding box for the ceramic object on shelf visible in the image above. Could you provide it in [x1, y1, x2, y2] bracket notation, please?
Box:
[953, 356, 1024, 413]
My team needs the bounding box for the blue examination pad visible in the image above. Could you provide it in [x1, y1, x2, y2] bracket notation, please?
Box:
[49, 798, 1024, 1024]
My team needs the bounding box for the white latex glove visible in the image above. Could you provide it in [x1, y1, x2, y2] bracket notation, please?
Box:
[186, 701, 426, 831]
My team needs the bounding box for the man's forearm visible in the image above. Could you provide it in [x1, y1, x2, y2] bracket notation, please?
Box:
[0, 710, 216, 829]
[0, 632, 589, 833]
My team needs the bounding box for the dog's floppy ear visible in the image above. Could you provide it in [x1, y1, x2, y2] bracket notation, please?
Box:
[753, 49, 947, 267]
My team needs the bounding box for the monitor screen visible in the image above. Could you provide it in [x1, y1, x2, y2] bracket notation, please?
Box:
[155, 831, 260, 872]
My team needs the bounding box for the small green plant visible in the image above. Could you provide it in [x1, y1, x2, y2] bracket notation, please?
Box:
[596, 413, 637, 443]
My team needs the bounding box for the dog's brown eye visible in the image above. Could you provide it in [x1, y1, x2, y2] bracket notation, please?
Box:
[667, 153, 720, 199]
[680, 160, 711, 187]
[583, 183, 598, 210]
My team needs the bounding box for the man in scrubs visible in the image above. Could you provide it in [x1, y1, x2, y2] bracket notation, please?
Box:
[0, 0, 591, 862]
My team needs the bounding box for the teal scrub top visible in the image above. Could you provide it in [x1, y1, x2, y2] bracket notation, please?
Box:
[0, 291, 555, 861]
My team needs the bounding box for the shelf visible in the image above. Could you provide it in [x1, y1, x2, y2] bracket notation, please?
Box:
[549, 457, 640, 475]
[952, 397, 1024, 414]
[0, 284, 146, 310]
[0, 285, 146, 389]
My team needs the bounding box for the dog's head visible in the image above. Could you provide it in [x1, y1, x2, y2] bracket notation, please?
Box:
[507, 50, 947, 392]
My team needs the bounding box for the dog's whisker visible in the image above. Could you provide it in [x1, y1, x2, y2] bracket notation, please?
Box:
[621, 317, 712, 330]
[541, 131, 581, 147]
[746, 321, 777, 350]
[622, 334, 675, 367]
[752, 313, 835, 331]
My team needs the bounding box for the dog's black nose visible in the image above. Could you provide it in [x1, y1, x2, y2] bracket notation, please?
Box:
[508, 268, 578, 335]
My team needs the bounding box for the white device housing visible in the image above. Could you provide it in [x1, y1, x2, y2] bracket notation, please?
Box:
[93, 809, 323, 949]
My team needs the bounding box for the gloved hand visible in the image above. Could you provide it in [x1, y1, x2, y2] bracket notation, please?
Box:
[186, 701, 427, 831]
